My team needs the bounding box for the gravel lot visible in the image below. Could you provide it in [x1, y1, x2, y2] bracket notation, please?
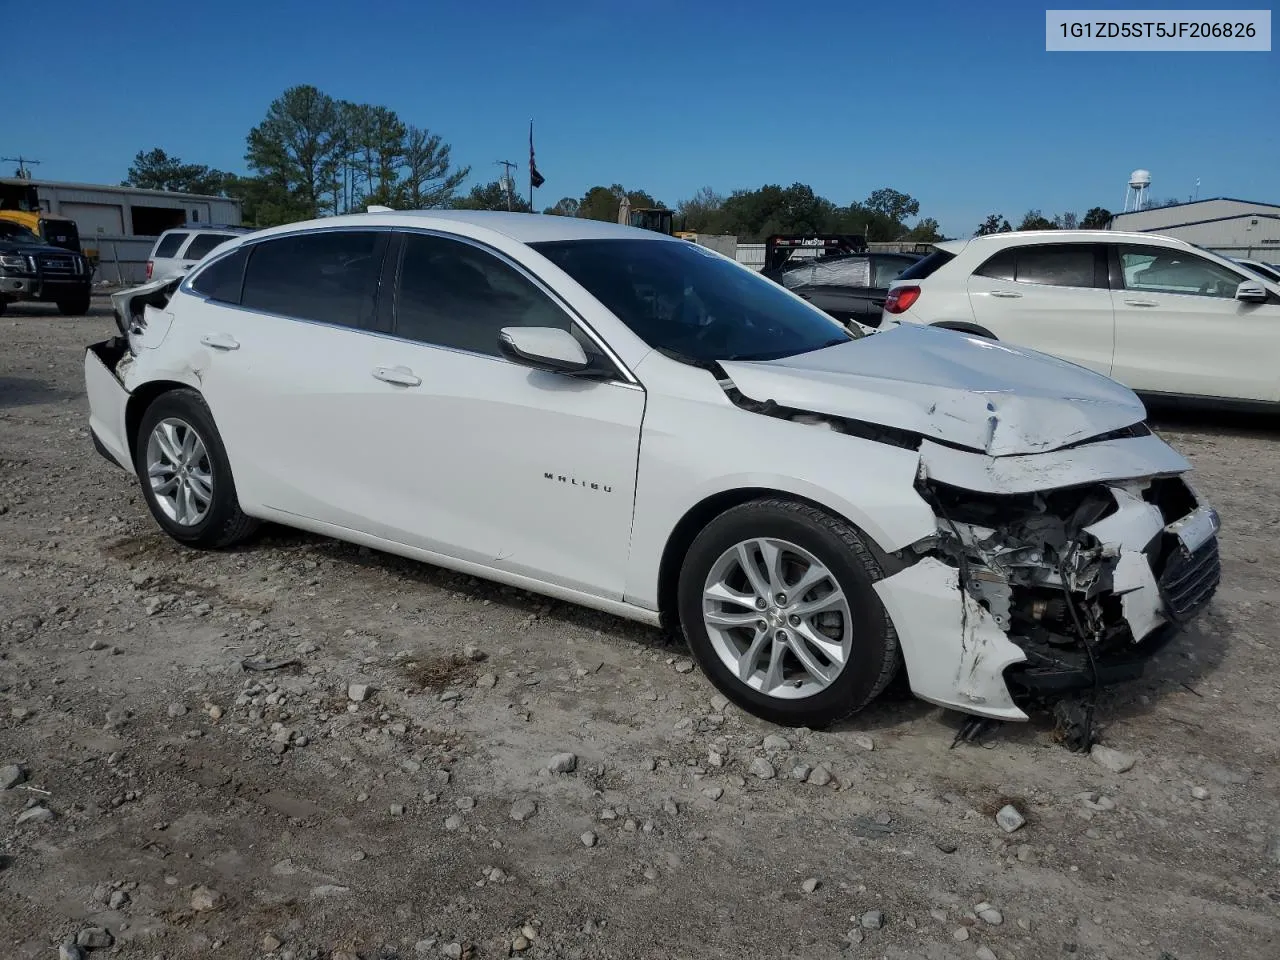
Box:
[3, 298, 1279, 960]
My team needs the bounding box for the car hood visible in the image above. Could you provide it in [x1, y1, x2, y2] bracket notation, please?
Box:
[718, 324, 1147, 456]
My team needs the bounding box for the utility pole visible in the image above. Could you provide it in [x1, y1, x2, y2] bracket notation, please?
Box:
[495, 160, 517, 211]
[2, 156, 41, 179]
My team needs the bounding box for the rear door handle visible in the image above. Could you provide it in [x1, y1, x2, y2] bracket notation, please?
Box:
[1123, 298, 1159, 307]
[988, 290, 1022, 299]
[200, 333, 240, 351]
[372, 365, 421, 387]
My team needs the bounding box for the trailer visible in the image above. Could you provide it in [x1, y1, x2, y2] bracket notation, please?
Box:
[0, 178, 242, 284]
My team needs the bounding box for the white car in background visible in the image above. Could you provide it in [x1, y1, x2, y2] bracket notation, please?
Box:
[146, 226, 254, 281]
[84, 212, 1220, 731]
[882, 230, 1280, 407]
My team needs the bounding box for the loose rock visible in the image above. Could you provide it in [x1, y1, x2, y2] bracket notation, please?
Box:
[1191, 786, 1210, 800]
[976, 903, 1003, 925]
[58, 943, 84, 960]
[1091, 744, 1136, 773]
[861, 910, 884, 930]
[167, 703, 188, 718]
[444, 814, 463, 831]
[673, 659, 695, 674]
[16, 806, 54, 826]
[789, 764, 812, 781]
[995, 804, 1026, 833]
[462, 643, 486, 661]
[749, 757, 776, 780]
[76, 928, 113, 949]
[853, 734, 875, 751]
[703, 786, 724, 801]
[807, 765, 832, 787]
[801, 877, 820, 893]
[952, 927, 970, 941]
[347, 682, 374, 703]
[581, 831, 598, 847]
[548, 752, 578, 774]
[510, 799, 538, 822]
[190, 885, 221, 911]
[976, 947, 998, 960]
[762, 734, 791, 752]
[0, 763, 26, 790]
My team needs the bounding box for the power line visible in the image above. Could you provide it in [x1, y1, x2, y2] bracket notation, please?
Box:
[494, 160, 517, 211]
[2, 156, 41, 179]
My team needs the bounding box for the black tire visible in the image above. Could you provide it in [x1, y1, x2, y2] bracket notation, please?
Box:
[56, 292, 92, 316]
[134, 388, 258, 549]
[0, 300, 7, 315]
[676, 498, 900, 728]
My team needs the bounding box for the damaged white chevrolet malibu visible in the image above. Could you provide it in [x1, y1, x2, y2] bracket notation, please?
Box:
[84, 211, 1221, 729]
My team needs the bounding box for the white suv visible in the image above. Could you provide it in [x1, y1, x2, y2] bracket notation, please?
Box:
[146, 226, 253, 281]
[882, 230, 1280, 407]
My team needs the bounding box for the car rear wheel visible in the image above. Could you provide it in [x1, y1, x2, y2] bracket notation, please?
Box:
[134, 389, 258, 548]
[57, 293, 92, 316]
[676, 497, 900, 727]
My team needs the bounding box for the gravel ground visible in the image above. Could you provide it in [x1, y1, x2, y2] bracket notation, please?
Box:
[2, 298, 1279, 960]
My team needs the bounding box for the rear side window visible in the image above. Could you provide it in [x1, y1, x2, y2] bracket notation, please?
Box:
[897, 249, 955, 281]
[183, 233, 236, 261]
[1014, 244, 1096, 287]
[189, 246, 249, 303]
[153, 232, 188, 258]
[241, 231, 387, 329]
[974, 244, 1100, 288]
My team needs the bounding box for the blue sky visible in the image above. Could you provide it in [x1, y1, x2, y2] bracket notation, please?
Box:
[8, 0, 1277, 236]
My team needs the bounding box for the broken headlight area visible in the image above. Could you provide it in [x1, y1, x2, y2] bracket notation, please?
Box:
[914, 475, 1220, 697]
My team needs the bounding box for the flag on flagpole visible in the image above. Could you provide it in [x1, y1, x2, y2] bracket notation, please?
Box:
[528, 121, 545, 189]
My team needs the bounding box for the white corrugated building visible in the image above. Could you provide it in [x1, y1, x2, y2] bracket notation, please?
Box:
[1110, 198, 1280, 261]
[0, 178, 242, 283]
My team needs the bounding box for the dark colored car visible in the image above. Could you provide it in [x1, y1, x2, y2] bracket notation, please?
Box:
[760, 235, 921, 327]
[0, 220, 93, 315]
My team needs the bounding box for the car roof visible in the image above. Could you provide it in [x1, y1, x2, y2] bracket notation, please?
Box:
[937, 229, 1200, 255]
[240, 210, 682, 246]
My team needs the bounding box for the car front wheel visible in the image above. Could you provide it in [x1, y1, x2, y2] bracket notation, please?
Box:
[677, 498, 900, 727]
[134, 389, 258, 548]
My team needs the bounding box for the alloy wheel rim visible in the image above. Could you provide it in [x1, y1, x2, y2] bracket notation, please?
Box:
[702, 537, 853, 699]
[145, 417, 213, 527]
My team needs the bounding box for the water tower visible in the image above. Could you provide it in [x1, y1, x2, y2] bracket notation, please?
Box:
[1124, 169, 1151, 212]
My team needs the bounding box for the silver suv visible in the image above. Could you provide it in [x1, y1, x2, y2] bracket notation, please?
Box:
[146, 226, 253, 281]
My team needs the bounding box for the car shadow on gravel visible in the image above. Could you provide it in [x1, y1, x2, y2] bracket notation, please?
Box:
[1147, 401, 1280, 438]
[251, 523, 673, 650]
[0, 375, 73, 408]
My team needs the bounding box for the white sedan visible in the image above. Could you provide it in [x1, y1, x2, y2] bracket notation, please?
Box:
[85, 211, 1220, 729]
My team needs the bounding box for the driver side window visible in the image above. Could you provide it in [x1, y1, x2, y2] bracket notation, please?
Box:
[394, 233, 612, 370]
[1119, 245, 1243, 299]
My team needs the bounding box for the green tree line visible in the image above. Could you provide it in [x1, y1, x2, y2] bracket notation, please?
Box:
[123, 83, 1112, 243]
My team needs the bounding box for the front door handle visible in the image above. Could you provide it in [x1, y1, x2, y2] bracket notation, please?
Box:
[200, 333, 240, 351]
[1123, 298, 1159, 307]
[988, 290, 1022, 299]
[372, 365, 422, 387]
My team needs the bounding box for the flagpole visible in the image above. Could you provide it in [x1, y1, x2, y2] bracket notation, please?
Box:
[528, 119, 534, 210]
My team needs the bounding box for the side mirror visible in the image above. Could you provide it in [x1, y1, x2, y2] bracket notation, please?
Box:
[1236, 281, 1269, 303]
[498, 326, 590, 374]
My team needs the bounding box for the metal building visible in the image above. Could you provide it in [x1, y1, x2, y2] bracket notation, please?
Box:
[0, 178, 242, 283]
[1110, 198, 1280, 261]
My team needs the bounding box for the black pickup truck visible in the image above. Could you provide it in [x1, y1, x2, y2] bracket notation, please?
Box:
[0, 220, 93, 315]
[762, 235, 922, 328]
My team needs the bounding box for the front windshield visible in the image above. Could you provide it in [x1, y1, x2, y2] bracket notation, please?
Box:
[0, 221, 44, 245]
[531, 238, 856, 364]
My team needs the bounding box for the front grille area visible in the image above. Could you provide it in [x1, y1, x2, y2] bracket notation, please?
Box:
[1158, 538, 1220, 623]
[37, 253, 80, 277]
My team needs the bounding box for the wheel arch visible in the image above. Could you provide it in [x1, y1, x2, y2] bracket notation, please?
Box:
[125, 380, 199, 464]
[654, 487, 909, 634]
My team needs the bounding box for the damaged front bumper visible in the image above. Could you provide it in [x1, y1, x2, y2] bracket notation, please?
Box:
[875, 439, 1221, 721]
